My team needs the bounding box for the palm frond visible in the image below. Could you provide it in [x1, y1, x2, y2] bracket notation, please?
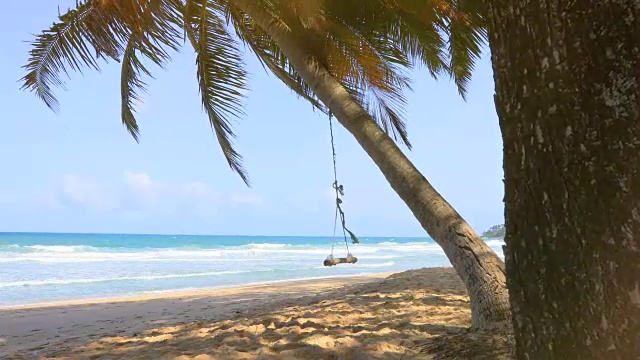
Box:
[22, 0, 183, 141]
[389, 9, 450, 79]
[288, 0, 325, 28]
[325, 0, 487, 98]
[233, 1, 414, 147]
[183, 0, 200, 48]
[319, 15, 413, 147]
[392, 0, 486, 97]
[120, 37, 150, 142]
[188, 0, 250, 185]
[443, 0, 486, 98]
[228, 6, 326, 112]
[119, 0, 183, 141]
[20, 1, 127, 111]
[24, 0, 489, 186]
[368, 86, 411, 147]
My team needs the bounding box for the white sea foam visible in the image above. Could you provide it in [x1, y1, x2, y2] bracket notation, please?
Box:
[0, 259, 400, 288]
[485, 239, 506, 247]
[0, 239, 463, 307]
[0, 241, 446, 264]
[0, 269, 261, 288]
[241, 243, 290, 249]
[27, 245, 96, 252]
[0, 235, 511, 307]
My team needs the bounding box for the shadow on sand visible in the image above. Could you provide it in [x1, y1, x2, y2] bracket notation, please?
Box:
[7, 268, 513, 359]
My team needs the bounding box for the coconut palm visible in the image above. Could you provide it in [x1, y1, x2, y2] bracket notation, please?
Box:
[486, 0, 640, 357]
[22, 0, 510, 330]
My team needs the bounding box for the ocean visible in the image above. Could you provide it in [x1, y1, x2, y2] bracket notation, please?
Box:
[0, 233, 505, 307]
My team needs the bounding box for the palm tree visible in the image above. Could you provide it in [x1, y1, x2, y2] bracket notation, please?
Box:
[486, 0, 640, 357]
[22, 0, 510, 330]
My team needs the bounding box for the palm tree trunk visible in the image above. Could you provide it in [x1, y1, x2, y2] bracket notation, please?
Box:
[486, 0, 640, 357]
[234, 0, 511, 330]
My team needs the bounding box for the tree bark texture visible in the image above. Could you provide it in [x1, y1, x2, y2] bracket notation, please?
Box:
[234, 0, 512, 330]
[486, 0, 640, 358]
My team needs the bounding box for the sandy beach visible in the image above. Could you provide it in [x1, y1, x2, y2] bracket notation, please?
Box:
[0, 267, 513, 359]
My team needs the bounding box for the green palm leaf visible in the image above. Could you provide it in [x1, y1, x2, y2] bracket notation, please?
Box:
[20, 2, 126, 111]
[187, 0, 250, 185]
[444, 0, 486, 98]
[22, 0, 183, 140]
[119, 0, 182, 141]
[324, 0, 486, 98]
[233, 1, 415, 147]
[323, 18, 413, 147]
[23, 0, 488, 186]
[120, 37, 150, 142]
[228, 7, 326, 112]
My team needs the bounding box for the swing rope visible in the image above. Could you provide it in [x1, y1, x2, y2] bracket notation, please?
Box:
[328, 111, 357, 258]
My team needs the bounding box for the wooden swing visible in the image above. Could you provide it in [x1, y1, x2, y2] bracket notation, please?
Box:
[323, 112, 359, 267]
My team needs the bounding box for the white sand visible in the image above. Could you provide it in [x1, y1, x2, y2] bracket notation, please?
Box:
[0, 268, 471, 359]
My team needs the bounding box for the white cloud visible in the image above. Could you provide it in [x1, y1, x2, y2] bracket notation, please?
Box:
[40, 172, 262, 216]
[125, 171, 154, 191]
[124, 171, 160, 209]
[120, 172, 223, 215]
[59, 174, 119, 211]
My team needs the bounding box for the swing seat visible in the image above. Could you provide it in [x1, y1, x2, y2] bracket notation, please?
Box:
[323, 254, 358, 267]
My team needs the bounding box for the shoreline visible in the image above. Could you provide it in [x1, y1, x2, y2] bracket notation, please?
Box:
[1, 271, 403, 357]
[0, 272, 393, 311]
[0, 267, 511, 359]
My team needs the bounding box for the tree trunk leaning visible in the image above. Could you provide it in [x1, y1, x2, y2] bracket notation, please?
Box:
[235, 0, 512, 331]
[487, 0, 640, 358]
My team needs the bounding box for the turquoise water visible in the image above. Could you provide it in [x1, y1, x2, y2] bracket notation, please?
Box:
[0, 233, 505, 306]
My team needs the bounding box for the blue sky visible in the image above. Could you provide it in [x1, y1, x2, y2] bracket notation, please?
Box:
[0, 1, 504, 237]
